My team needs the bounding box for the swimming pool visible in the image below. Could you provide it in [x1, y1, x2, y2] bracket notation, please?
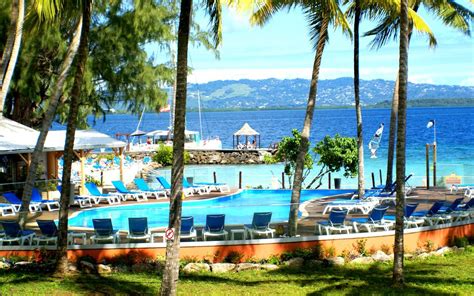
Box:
[68, 189, 354, 230]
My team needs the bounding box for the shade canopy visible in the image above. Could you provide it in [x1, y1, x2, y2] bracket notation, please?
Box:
[233, 123, 259, 136]
[0, 117, 126, 155]
[130, 129, 147, 137]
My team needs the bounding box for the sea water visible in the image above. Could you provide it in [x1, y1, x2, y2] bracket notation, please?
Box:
[60, 107, 474, 188]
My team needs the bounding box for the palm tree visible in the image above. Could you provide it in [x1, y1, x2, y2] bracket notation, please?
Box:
[0, 0, 25, 114]
[160, 0, 223, 294]
[252, 0, 351, 236]
[55, 0, 91, 276]
[19, 2, 83, 227]
[393, 0, 408, 285]
[369, 0, 474, 189]
[352, 0, 364, 198]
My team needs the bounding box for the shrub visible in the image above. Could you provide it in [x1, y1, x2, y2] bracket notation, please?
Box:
[453, 236, 469, 248]
[425, 240, 436, 252]
[355, 239, 368, 256]
[380, 244, 393, 255]
[224, 251, 245, 264]
[152, 144, 189, 166]
[324, 246, 336, 258]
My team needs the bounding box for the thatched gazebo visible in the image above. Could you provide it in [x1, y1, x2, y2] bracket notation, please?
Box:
[233, 123, 260, 149]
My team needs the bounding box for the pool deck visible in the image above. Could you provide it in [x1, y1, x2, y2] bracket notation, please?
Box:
[2, 187, 467, 242]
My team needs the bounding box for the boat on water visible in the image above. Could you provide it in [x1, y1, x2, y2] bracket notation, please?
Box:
[127, 129, 222, 151]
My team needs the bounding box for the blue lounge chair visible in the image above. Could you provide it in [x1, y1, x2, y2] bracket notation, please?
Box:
[351, 206, 392, 232]
[2, 192, 42, 213]
[194, 181, 230, 193]
[85, 182, 121, 205]
[412, 201, 447, 226]
[385, 203, 425, 228]
[57, 185, 92, 208]
[438, 197, 464, 214]
[0, 203, 15, 217]
[450, 198, 474, 222]
[181, 216, 197, 241]
[183, 178, 210, 195]
[32, 188, 60, 211]
[91, 218, 120, 244]
[244, 212, 275, 239]
[111, 180, 147, 202]
[0, 221, 35, 245]
[316, 209, 351, 235]
[156, 176, 193, 196]
[323, 198, 379, 215]
[34, 220, 58, 245]
[133, 178, 167, 199]
[202, 214, 228, 241]
[33, 220, 82, 245]
[127, 217, 151, 242]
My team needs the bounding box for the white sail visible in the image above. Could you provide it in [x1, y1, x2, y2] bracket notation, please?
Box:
[368, 123, 384, 158]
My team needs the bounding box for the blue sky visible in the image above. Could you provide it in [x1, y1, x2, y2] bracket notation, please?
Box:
[184, 1, 474, 86]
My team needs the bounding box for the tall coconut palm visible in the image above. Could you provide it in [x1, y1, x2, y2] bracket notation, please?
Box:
[366, 0, 474, 189]
[0, 0, 25, 114]
[352, 0, 364, 198]
[55, 0, 91, 276]
[393, 0, 408, 285]
[344, 0, 436, 198]
[160, 0, 223, 294]
[251, 0, 351, 236]
[19, 2, 83, 227]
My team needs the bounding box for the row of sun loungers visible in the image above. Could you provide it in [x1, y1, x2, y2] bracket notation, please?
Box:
[0, 177, 230, 214]
[318, 197, 473, 235]
[0, 212, 275, 246]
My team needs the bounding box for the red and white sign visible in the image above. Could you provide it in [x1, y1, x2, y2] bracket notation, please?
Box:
[165, 228, 175, 241]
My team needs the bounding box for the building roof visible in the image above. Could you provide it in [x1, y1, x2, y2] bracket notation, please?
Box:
[0, 117, 126, 155]
[233, 123, 259, 136]
[45, 130, 126, 151]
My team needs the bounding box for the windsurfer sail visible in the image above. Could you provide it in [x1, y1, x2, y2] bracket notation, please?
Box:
[368, 123, 384, 158]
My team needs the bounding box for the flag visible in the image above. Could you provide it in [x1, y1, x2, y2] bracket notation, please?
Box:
[426, 120, 435, 128]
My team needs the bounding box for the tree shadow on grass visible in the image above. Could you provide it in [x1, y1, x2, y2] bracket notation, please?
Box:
[1, 271, 159, 295]
[182, 261, 469, 295]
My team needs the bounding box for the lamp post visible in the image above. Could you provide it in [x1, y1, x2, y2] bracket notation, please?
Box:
[426, 120, 437, 187]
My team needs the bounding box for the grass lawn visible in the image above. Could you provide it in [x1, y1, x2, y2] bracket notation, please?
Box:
[1, 247, 473, 295]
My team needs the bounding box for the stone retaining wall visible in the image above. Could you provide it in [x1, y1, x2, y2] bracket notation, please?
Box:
[187, 149, 274, 165]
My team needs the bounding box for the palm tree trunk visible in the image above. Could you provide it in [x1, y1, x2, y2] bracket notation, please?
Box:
[288, 18, 329, 237]
[18, 15, 83, 228]
[0, 0, 24, 114]
[354, 0, 365, 198]
[160, 0, 192, 294]
[55, 0, 91, 276]
[385, 2, 420, 189]
[393, 0, 409, 286]
[0, 0, 18, 87]
[385, 78, 398, 188]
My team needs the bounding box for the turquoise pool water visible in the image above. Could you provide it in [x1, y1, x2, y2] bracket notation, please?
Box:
[68, 189, 353, 230]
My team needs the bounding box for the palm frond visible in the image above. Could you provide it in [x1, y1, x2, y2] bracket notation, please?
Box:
[204, 0, 223, 47]
[408, 8, 437, 47]
[424, 0, 473, 36]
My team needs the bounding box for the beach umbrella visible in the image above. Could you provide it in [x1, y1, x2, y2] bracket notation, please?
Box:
[131, 129, 146, 137]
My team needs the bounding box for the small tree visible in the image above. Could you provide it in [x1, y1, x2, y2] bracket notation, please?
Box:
[306, 134, 358, 189]
[265, 129, 313, 188]
[152, 144, 189, 167]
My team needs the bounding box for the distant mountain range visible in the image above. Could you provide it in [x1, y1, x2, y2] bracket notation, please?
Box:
[186, 78, 474, 110]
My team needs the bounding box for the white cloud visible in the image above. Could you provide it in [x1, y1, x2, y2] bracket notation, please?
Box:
[459, 76, 474, 86]
[408, 74, 435, 85]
